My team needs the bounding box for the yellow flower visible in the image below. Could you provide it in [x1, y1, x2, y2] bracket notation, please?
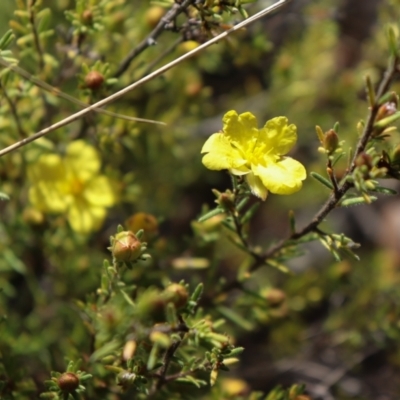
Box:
[201, 110, 306, 200]
[28, 140, 116, 233]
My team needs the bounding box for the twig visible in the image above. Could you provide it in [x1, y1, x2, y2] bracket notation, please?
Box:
[148, 318, 189, 396]
[0, 0, 289, 158]
[28, 0, 44, 71]
[113, 0, 195, 78]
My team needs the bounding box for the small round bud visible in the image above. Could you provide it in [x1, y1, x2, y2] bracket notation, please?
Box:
[265, 288, 286, 307]
[212, 189, 235, 212]
[82, 9, 93, 24]
[161, 283, 189, 308]
[178, 40, 199, 54]
[117, 371, 136, 389]
[376, 101, 397, 122]
[145, 6, 165, 28]
[84, 71, 104, 90]
[355, 152, 373, 170]
[323, 129, 339, 154]
[22, 207, 44, 225]
[185, 81, 203, 97]
[57, 372, 80, 392]
[112, 231, 142, 262]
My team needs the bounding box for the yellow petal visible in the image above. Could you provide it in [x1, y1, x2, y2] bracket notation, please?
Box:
[84, 176, 116, 207]
[222, 110, 258, 153]
[67, 198, 106, 233]
[253, 157, 306, 195]
[27, 154, 65, 182]
[201, 133, 248, 171]
[261, 117, 297, 155]
[246, 173, 268, 200]
[29, 182, 69, 213]
[65, 140, 100, 181]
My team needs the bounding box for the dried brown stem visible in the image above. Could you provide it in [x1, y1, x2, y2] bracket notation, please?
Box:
[113, 0, 196, 78]
[28, 0, 45, 71]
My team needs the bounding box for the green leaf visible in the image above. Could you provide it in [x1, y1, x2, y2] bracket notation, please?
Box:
[3, 249, 26, 274]
[236, 196, 250, 212]
[90, 341, 121, 362]
[216, 305, 254, 331]
[339, 196, 377, 207]
[120, 289, 136, 307]
[240, 202, 260, 224]
[0, 30, 15, 50]
[374, 111, 400, 129]
[310, 171, 334, 189]
[198, 207, 225, 222]
[371, 186, 397, 195]
[190, 283, 203, 303]
[0, 192, 9, 201]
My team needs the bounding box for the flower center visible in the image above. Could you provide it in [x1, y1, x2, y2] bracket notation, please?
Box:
[69, 178, 85, 196]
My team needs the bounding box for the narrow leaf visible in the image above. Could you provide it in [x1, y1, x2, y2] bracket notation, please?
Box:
[216, 305, 254, 331]
[339, 196, 377, 207]
[198, 207, 225, 222]
[310, 172, 334, 189]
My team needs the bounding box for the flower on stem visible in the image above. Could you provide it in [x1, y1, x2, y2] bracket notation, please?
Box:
[27, 140, 116, 233]
[201, 111, 306, 200]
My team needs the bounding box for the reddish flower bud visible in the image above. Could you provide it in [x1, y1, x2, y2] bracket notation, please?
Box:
[84, 71, 104, 90]
[145, 6, 165, 28]
[322, 129, 339, 154]
[376, 101, 397, 121]
[355, 152, 373, 170]
[82, 9, 93, 24]
[161, 283, 189, 308]
[57, 372, 80, 392]
[265, 288, 286, 307]
[112, 231, 142, 262]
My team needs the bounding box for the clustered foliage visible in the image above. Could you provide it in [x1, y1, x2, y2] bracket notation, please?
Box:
[2, 0, 400, 399]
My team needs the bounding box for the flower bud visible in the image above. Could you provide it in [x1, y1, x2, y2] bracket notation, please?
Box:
[125, 212, 158, 241]
[82, 9, 93, 24]
[212, 189, 235, 212]
[145, 6, 165, 28]
[117, 371, 136, 389]
[112, 231, 142, 262]
[161, 283, 189, 308]
[355, 152, 373, 170]
[265, 288, 286, 307]
[376, 101, 397, 122]
[57, 372, 80, 392]
[322, 129, 339, 154]
[84, 71, 104, 90]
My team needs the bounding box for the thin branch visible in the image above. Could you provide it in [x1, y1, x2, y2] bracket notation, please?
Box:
[28, 0, 45, 71]
[113, 0, 195, 78]
[0, 0, 289, 158]
[148, 318, 189, 396]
